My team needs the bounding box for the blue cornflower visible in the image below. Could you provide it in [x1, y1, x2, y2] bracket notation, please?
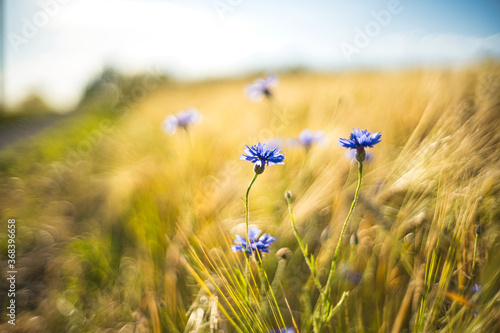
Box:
[472, 284, 481, 317]
[267, 329, 295, 333]
[162, 108, 202, 135]
[290, 129, 325, 151]
[338, 128, 381, 149]
[338, 128, 381, 162]
[245, 75, 278, 102]
[241, 143, 285, 174]
[231, 226, 277, 256]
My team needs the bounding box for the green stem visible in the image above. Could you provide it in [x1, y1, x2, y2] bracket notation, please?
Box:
[310, 161, 363, 332]
[313, 318, 320, 333]
[286, 195, 324, 294]
[257, 261, 267, 297]
[244, 257, 250, 304]
[324, 161, 363, 296]
[244, 173, 259, 301]
[464, 232, 479, 291]
[245, 173, 259, 239]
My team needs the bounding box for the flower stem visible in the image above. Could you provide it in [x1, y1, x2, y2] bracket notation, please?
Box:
[286, 195, 324, 294]
[324, 161, 363, 296]
[464, 232, 480, 291]
[311, 161, 363, 331]
[244, 173, 259, 301]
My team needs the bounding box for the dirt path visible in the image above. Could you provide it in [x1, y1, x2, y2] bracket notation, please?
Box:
[0, 113, 70, 151]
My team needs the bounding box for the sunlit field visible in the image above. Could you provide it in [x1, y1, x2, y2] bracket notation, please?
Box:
[1, 63, 500, 332]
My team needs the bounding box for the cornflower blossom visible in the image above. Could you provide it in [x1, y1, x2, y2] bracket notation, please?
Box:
[472, 284, 481, 317]
[338, 128, 381, 162]
[240, 142, 285, 174]
[162, 108, 202, 135]
[231, 226, 277, 256]
[472, 284, 481, 293]
[245, 75, 278, 102]
[290, 129, 325, 151]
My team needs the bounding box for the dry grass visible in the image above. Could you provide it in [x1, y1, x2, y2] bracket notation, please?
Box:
[1, 63, 499, 332]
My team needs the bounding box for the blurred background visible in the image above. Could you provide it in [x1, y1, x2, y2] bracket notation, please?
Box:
[1, 1, 500, 332]
[2, 0, 500, 111]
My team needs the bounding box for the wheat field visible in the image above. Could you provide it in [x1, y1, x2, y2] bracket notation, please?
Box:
[1, 63, 499, 332]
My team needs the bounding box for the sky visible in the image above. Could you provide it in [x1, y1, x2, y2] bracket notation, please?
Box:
[2, 0, 500, 110]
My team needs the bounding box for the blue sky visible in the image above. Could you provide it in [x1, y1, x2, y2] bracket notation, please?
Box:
[3, 0, 500, 109]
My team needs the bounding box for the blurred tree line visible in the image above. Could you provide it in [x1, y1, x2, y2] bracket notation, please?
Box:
[1, 67, 170, 120]
[77, 67, 170, 114]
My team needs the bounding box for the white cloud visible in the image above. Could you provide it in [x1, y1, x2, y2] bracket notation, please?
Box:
[4, 0, 500, 109]
[351, 32, 500, 66]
